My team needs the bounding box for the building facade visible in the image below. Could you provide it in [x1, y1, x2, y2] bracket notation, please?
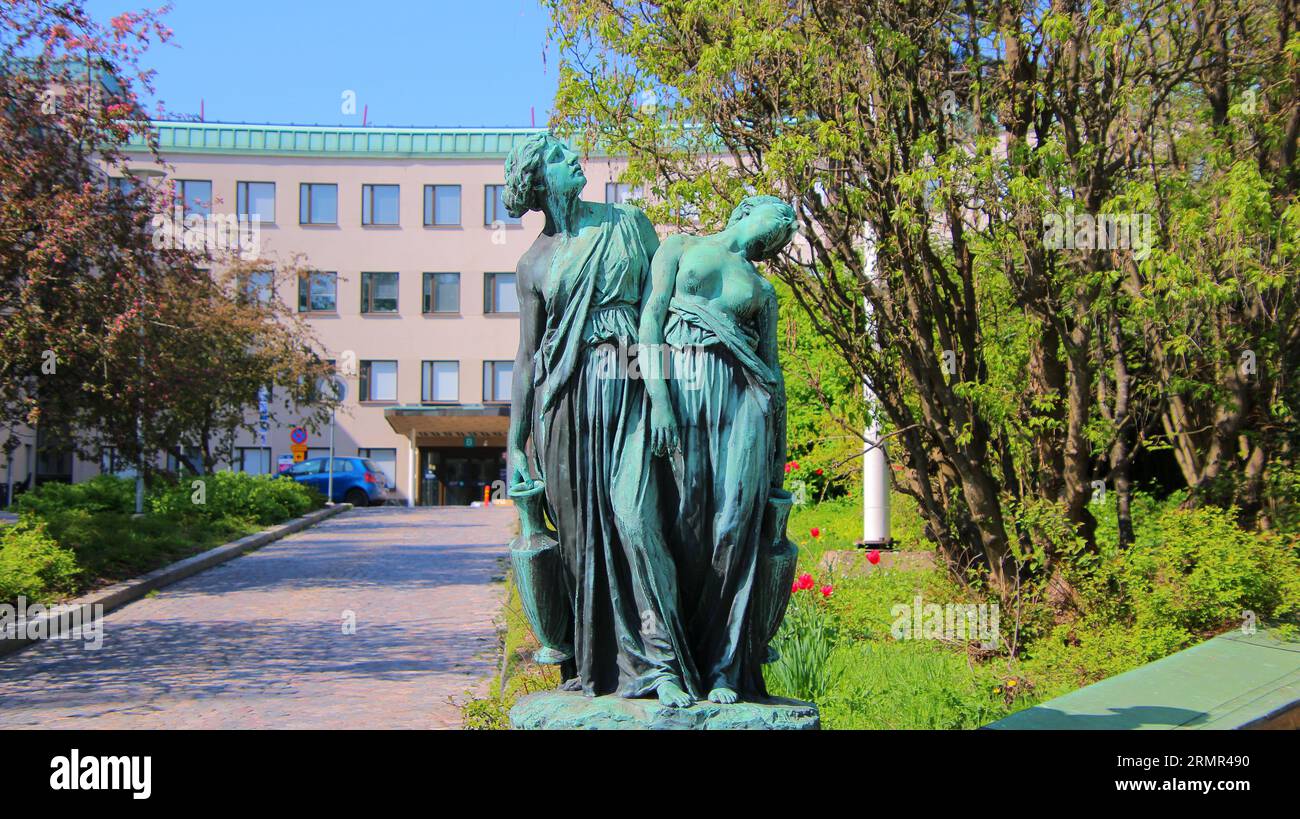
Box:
[2, 121, 637, 507]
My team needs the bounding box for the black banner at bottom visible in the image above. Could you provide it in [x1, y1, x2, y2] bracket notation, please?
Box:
[3, 727, 1292, 807]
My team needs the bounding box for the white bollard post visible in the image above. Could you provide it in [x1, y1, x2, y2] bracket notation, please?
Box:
[861, 232, 891, 547]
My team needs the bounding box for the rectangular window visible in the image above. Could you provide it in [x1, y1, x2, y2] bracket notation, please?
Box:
[422, 272, 460, 313]
[306, 447, 331, 463]
[359, 360, 398, 402]
[175, 179, 212, 217]
[242, 270, 274, 304]
[237, 181, 275, 222]
[236, 447, 272, 475]
[483, 360, 513, 402]
[298, 271, 337, 312]
[605, 182, 641, 204]
[483, 272, 519, 314]
[423, 184, 461, 226]
[360, 272, 399, 313]
[362, 184, 400, 226]
[484, 184, 521, 225]
[421, 361, 459, 402]
[299, 183, 338, 224]
[357, 448, 397, 489]
[166, 446, 203, 475]
[35, 440, 72, 480]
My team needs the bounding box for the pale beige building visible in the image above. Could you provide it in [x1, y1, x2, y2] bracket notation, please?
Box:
[2, 121, 639, 506]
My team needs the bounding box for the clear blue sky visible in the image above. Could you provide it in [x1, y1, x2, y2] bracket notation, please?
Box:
[82, 0, 558, 127]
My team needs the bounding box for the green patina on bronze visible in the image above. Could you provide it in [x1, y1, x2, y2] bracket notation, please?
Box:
[503, 133, 812, 728]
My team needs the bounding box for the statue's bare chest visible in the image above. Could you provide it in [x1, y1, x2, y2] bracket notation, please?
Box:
[676, 242, 765, 318]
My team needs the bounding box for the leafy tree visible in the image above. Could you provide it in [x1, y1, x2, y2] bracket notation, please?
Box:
[774, 278, 869, 503]
[0, 1, 336, 481]
[545, 0, 1299, 596]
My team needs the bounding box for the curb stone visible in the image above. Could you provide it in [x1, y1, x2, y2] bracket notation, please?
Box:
[0, 503, 352, 658]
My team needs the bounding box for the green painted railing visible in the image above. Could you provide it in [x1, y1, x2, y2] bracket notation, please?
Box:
[986, 626, 1300, 730]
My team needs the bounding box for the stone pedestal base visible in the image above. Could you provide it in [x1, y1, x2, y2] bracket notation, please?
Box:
[508, 690, 820, 730]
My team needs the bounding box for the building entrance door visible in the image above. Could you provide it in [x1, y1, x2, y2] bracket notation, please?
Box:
[417, 447, 506, 506]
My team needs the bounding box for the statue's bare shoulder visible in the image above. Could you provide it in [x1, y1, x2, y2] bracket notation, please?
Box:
[516, 232, 559, 296]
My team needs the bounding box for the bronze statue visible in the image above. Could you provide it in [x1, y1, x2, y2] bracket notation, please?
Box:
[504, 133, 696, 707]
[506, 135, 805, 726]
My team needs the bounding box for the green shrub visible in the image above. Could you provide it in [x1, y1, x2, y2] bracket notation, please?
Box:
[14, 475, 135, 518]
[1, 471, 315, 607]
[150, 471, 322, 525]
[1128, 508, 1298, 633]
[1078, 503, 1300, 635]
[28, 507, 252, 584]
[0, 523, 80, 603]
[768, 494, 1300, 727]
[1022, 618, 1193, 690]
[1264, 460, 1300, 534]
[1030, 499, 1300, 687]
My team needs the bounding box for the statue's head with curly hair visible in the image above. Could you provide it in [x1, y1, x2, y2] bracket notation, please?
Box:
[726, 195, 798, 261]
[503, 133, 587, 232]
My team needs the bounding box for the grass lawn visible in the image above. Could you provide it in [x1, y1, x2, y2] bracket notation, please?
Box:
[470, 486, 1300, 728]
[775, 494, 1050, 727]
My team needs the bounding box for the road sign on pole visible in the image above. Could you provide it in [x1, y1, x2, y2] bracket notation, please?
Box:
[258, 388, 270, 445]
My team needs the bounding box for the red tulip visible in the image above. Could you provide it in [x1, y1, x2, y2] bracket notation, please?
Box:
[790, 461, 800, 471]
[810, 527, 821, 538]
[820, 584, 834, 598]
[814, 468, 823, 476]
[867, 549, 881, 565]
[791, 580, 800, 593]
[796, 572, 815, 591]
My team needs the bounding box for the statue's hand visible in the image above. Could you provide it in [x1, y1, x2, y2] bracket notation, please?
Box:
[509, 448, 533, 489]
[649, 404, 680, 457]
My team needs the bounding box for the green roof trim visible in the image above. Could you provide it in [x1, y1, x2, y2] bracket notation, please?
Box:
[122, 121, 548, 159]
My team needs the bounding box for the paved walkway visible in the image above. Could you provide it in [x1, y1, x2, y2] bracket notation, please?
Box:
[0, 506, 513, 729]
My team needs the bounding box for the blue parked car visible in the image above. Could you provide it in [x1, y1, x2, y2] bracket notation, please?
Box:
[286, 457, 391, 506]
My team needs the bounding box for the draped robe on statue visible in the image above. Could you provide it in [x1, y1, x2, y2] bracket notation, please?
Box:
[530, 203, 700, 699]
[661, 295, 780, 697]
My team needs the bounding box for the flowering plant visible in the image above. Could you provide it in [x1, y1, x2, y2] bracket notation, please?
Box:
[768, 572, 841, 702]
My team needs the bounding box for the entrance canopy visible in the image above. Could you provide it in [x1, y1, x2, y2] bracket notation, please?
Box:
[383, 404, 510, 448]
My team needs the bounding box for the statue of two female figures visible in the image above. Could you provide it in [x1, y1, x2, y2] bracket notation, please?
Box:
[505, 133, 800, 711]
